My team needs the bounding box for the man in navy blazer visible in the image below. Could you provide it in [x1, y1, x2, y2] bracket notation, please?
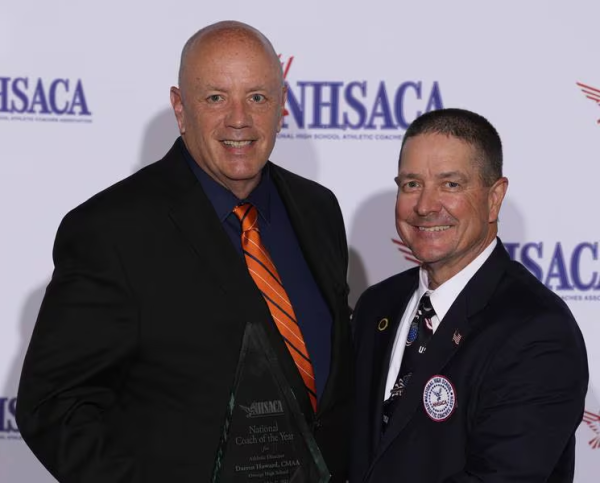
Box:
[16, 21, 353, 482]
[351, 108, 588, 482]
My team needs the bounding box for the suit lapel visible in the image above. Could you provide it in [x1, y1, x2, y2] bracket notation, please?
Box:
[168, 185, 261, 301]
[373, 242, 512, 462]
[368, 273, 418, 451]
[157, 142, 263, 309]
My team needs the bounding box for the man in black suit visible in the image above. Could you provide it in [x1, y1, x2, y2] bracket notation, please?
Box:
[16, 21, 353, 482]
[351, 108, 588, 482]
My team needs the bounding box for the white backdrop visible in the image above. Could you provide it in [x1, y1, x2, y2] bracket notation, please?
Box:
[1, 1, 599, 481]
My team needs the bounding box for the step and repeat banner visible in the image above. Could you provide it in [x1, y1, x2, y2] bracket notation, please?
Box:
[1, 1, 599, 481]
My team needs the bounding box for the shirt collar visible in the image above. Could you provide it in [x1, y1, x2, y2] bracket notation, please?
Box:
[179, 138, 271, 224]
[418, 238, 497, 323]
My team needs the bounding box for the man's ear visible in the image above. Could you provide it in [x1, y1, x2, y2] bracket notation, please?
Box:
[170, 86, 186, 135]
[488, 177, 509, 223]
[277, 85, 287, 133]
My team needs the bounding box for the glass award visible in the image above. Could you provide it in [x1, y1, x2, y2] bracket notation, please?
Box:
[212, 321, 330, 482]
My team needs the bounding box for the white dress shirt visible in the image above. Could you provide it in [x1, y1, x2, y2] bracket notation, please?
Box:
[384, 239, 497, 400]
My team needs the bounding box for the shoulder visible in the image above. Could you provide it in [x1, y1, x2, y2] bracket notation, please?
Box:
[482, 260, 587, 370]
[480, 261, 589, 398]
[500, 260, 577, 329]
[474, 242, 577, 332]
[59, 148, 190, 235]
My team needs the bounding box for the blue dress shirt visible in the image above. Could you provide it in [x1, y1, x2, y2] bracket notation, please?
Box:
[180, 140, 332, 400]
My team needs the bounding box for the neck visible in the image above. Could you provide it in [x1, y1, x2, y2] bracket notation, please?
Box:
[423, 234, 497, 290]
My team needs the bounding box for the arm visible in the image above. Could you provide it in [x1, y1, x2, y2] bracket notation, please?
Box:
[16, 208, 139, 483]
[445, 312, 588, 483]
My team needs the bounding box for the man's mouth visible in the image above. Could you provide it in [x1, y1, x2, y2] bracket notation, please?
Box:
[418, 226, 451, 232]
[222, 140, 253, 148]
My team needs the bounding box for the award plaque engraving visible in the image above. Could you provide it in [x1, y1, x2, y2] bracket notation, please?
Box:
[212, 322, 330, 482]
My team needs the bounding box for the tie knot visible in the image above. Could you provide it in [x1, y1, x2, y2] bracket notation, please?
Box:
[419, 294, 435, 316]
[233, 203, 259, 233]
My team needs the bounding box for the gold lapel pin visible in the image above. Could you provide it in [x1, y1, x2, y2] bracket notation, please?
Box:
[378, 318, 389, 331]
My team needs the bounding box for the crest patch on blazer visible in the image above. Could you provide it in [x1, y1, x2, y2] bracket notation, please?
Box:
[423, 375, 456, 422]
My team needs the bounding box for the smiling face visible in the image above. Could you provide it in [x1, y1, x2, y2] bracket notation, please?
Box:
[395, 133, 507, 288]
[170, 29, 286, 199]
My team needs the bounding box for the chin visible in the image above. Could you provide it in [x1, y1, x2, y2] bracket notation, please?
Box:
[224, 163, 262, 178]
[411, 247, 451, 265]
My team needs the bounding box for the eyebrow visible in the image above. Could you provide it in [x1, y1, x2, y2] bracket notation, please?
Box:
[436, 171, 468, 180]
[203, 84, 271, 92]
[397, 171, 468, 181]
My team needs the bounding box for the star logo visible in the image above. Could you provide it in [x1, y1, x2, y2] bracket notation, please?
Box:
[582, 409, 600, 449]
[576, 82, 600, 124]
[279, 54, 295, 117]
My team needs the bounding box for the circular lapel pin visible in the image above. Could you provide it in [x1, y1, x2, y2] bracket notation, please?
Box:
[377, 318, 389, 331]
[423, 375, 456, 422]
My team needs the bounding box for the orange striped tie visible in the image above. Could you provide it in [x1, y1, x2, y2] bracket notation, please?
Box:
[233, 203, 317, 412]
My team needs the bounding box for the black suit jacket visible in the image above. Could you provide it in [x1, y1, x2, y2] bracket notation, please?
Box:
[16, 141, 353, 482]
[351, 241, 588, 483]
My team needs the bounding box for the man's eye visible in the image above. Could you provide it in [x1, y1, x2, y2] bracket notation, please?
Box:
[207, 94, 223, 102]
[405, 181, 419, 189]
[445, 181, 460, 188]
[251, 94, 266, 102]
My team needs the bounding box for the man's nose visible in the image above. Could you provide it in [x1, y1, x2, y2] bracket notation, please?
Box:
[225, 99, 252, 129]
[415, 187, 441, 216]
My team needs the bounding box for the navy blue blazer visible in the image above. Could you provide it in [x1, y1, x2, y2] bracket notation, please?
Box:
[351, 241, 588, 483]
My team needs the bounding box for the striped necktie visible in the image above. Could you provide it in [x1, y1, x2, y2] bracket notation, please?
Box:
[233, 202, 318, 412]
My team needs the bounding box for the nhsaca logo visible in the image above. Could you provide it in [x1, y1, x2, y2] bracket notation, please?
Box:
[0, 397, 19, 440]
[278, 55, 443, 140]
[0, 76, 92, 122]
[240, 400, 284, 418]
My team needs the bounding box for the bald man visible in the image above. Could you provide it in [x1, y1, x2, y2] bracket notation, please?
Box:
[17, 21, 353, 482]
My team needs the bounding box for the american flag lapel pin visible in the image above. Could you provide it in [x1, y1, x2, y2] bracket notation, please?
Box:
[452, 330, 462, 346]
